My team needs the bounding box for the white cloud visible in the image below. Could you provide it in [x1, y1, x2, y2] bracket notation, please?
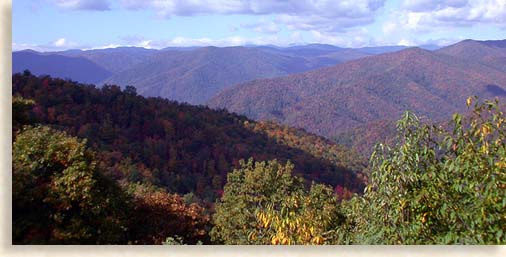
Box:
[375, 0, 505, 47]
[153, 36, 266, 47]
[398, 38, 415, 46]
[50, 0, 111, 11]
[397, 0, 506, 30]
[52, 38, 67, 47]
[242, 19, 281, 34]
[119, 0, 386, 32]
[13, 38, 82, 52]
[402, 0, 468, 12]
[51, 38, 81, 48]
[12, 43, 42, 52]
[382, 21, 397, 35]
[85, 43, 123, 50]
[309, 28, 378, 48]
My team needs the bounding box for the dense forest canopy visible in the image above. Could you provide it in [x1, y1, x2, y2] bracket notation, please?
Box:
[12, 72, 506, 244]
[12, 72, 366, 203]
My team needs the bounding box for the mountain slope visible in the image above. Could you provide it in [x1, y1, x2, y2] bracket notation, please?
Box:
[333, 119, 398, 157]
[257, 44, 370, 62]
[54, 47, 159, 73]
[209, 45, 506, 139]
[12, 51, 112, 84]
[13, 73, 366, 201]
[101, 46, 314, 104]
[437, 39, 506, 72]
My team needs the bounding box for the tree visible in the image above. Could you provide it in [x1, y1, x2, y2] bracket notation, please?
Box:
[13, 126, 129, 244]
[12, 72, 364, 203]
[211, 159, 304, 244]
[12, 96, 35, 131]
[343, 98, 506, 244]
[211, 159, 344, 245]
[254, 182, 344, 245]
[125, 183, 210, 244]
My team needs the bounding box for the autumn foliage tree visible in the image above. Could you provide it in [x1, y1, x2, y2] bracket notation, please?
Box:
[12, 126, 130, 244]
[126, 183, 210, 244]
[12, 125, 212, 244]
[12, 96, 35, 131]
[253, 182, 344, 245]
[12, 72, 365, 203]
[341, 98, 506, 244]
[211, 159, 344, 245]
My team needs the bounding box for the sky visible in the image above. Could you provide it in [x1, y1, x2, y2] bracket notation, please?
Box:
[12, 0, 506, 51]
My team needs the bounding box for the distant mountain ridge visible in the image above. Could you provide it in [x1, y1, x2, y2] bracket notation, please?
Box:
[12, 42, 442, 104]
[437, 39, 506, 72]
[13, 39, 506, 156]
[209, 39, 506, 139]
[54, 47, 159, 73]
[12, 51, 112, 84]
[100, 46, 312, 104]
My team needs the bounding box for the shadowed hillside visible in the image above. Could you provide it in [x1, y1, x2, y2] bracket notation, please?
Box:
[13, 72, 366, 202]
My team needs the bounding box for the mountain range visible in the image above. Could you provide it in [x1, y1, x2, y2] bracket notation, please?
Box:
[13, 72, 366, 201]
[209, 39, 506, 140]
[13, 39, 506, 149]
[12, 51, 112, 84]
[12, 43, 435, 105]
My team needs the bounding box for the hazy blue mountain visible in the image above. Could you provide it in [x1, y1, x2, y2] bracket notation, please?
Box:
[13, 42, 453, 105]
[54, 47, 159, 73]
[161, 46, 202, 51]
[12, 51, 112, 84]
[101, 46, 313, 104]
[256, 44, 371, 64]
[356, 45, 409, 54]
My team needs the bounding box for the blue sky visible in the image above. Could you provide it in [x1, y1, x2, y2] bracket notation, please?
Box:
[12, 0, 506, 51]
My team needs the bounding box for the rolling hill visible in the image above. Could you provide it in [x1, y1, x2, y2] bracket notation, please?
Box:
[11, 44, 380, 105]
[100, 46, 312, 104]
[54, 47, 159, 73]
[12, 72, 367, 202]
[13, 44, 374, 105]
[12, 51, 112, 84]
[256, 43, 371, 63]
[437, 39, 506, 72]
[12, 42, 451, 106]
[100, 45, 375, 104]
[209, 41, 506, 139]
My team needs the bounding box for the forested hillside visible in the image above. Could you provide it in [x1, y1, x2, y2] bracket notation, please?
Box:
[437, 39, 506, 72]
[100, 46, 310, 104]
[13, 44, 376, 105]
[12, 72, 366, 203]
[210, 44, 506, 139]
[333, 119, 398, 157]
[213, 98, 506, 244]
[12, 73, 506, 244]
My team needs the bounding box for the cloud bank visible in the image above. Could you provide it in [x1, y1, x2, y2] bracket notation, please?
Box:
[399, 0, 506, 30]
[50, 0, 111, 11]
[25, 0, 505, 49]
[53, 0, 386, 32]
